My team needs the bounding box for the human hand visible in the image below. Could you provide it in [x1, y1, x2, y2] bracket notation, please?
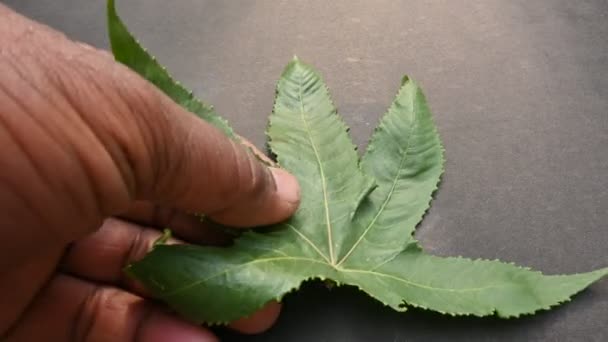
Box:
[0, 4, 299, 341]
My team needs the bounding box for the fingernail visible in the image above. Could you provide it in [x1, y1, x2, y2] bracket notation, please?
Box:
[270, 167, 300, 206]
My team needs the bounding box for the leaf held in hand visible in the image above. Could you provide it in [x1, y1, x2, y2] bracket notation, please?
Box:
[108, 0, 608, 325]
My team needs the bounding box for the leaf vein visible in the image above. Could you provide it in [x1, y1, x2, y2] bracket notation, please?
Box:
[337, 96, 418, 266]
[286, 223, 331, 263]
[165, 256, 331, 298]
[342, 268, 501, 293]
[296, 75, 336, 264]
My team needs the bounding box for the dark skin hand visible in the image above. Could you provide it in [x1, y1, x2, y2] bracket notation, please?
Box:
[0, 4, 300, 341]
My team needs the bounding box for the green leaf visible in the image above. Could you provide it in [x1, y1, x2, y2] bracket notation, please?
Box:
[109, 0, 607, 325]
[336, 75, 444, 268]
[126, 231, 337, 323]
[106, 0, 234, 136]
[268, 57, 375, 264]
[124, 58, 607, 323]
[343, 243, 608, 317]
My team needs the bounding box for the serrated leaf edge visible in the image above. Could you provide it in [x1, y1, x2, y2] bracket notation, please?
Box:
[107, 0, 235, 138]
[336, 75, 446, 267]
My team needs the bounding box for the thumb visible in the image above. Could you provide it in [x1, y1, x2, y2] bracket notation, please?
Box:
[109, 58, 300, 226]
[135, 95, 301, 226]
[90, 38, 301, 227]
[0, 5, 299, 255]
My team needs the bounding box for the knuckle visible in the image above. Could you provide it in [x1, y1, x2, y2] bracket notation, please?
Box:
[236, 148, 271, 200]
[152, 121, 190, 199]
[54, 46, 164, 206]
[73, 284, 104, 341]
[124, 227, 154, 266]
[76, 285, 146, 342]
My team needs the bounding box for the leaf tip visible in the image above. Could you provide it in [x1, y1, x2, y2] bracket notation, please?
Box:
[107, 0, 118, 20]
[286, 55, 305, 71]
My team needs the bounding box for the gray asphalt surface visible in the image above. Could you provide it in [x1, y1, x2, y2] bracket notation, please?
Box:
[3, 1, 607, 341]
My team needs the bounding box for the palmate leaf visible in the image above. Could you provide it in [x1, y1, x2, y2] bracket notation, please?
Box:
[107, 1, 608, 325]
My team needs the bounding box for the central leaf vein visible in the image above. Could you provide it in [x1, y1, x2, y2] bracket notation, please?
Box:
[164, 256, 331, 298]
[297, 76, 336, 264]
[342, 268, 501, 292]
